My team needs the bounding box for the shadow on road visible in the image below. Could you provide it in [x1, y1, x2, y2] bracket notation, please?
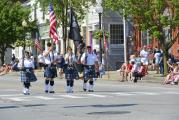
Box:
[64, 103, 137, 108]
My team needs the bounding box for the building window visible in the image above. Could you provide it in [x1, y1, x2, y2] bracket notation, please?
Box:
[110, 24, 123, 44]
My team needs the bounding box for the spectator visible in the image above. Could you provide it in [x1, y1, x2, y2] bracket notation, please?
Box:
[11, 54, 16, 64]
[172, 63, 179, 85]
[154, 49, 161, 74]
[12, 58, 19, 71]
[132, 62, 146, 83]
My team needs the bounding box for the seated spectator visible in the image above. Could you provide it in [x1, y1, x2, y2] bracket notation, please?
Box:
[172, 63, 179, 85]
[118, 62, 128, 81]
[127, 61, 135, 81]
[131, 62, 146, 83]
[0, 64, 11, 75]
[164, 63, 177, 85]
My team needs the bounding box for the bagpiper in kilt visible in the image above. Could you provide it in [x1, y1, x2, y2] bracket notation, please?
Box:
[64, 46, 79, 93]
[18, 51, 37, 95]
[81, 46, 98, 92]
[43, 42, 58, 93]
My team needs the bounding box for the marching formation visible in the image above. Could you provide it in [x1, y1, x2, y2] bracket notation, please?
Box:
[17, 42, 104, 95]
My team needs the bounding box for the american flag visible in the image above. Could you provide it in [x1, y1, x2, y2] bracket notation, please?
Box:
[35, 32, 42, 51]
[49, 3, 58, 44]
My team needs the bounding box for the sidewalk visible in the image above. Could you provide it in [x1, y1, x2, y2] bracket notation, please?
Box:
[1, 70, 165, 84]
[98, 70, 164, 84]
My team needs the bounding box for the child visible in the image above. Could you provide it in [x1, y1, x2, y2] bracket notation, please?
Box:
[99, 63, 105, 78]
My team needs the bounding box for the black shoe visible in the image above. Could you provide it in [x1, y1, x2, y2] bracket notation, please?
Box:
[23, 92, 30, 95]
[88, 90, 94, 92]
[134, 79, 137, 83]
[49, 91, 55, 93]
[83, 89, 86, 92]
[45, 90, 48, 93]
[174, 82, 178, 85]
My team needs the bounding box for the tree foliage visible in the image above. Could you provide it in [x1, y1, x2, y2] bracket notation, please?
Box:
[103, 0, 179, 75]
[38, 0, 95, 53]
[38, 0, 96, 24]
[0, 0, 33, 64]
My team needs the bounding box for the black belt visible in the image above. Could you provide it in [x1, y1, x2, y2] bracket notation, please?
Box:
[84, 65, 95, 68]
[45, 64, 56, 67]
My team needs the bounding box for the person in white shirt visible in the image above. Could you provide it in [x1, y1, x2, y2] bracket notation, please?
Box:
[81, 46, 98, 92]
[18, 51, 37, 95]
[37, 51, 45, 70]
[43, 42, 58, 93]
[64, 46, 79, 93]
[140, 46, 149, 65]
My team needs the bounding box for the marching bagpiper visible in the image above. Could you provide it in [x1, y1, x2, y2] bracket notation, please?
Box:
[43, 42, 57, 93]
[18, 51, 37, 95]
[64, 46, 79, 93]
[81, 46, 98, 92]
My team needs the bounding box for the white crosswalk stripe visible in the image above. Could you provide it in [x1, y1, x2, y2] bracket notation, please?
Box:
[0, 94, 22, 97]
[112, 92, 135, 96]
[7, 97, 28, 102]
[0, 91, 178, 102]
[85, 94, 107, 98]
[34, 96, 61, 100]
[56, 94, 86, 98]
[129, 92, 159, 95]
[163, 92, 179, 95]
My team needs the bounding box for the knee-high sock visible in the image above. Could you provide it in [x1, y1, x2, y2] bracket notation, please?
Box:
[49, 80, 54, 91]
[45, 79, 49, 91]
[66, 86, 70, 93]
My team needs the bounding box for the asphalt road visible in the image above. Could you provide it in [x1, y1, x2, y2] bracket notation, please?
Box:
[0, 73, 179, 120]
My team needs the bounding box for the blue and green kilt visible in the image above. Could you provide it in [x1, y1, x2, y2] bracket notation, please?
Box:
[65, 65, 79, 80]
[83, 65, 96, 80]
[44, 64, 57, 78]
[20, 68, 37, 83]
[75, 63, 84, 73]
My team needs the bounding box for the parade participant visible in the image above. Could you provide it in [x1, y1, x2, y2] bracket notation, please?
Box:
[56, 53, 65, 79]
[18, 51, 37, 95]
[37, 50, 45, 70]
[64, 46, 79, 93]
[76, 41, 85, 76]
[43, 42, 57, 93]
[81, 46, 98, 92]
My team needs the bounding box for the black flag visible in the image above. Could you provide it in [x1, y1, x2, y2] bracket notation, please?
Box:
[69, 8, 82, 41]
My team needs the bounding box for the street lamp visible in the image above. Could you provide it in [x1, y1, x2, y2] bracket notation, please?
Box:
[21, 20, 27, 68]
[95, 0, 103, 63]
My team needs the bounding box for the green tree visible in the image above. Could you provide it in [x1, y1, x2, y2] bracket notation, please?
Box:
[0, 0, 32, 65]
[38, 0, 95, 53]
[104, 0, 179, 75]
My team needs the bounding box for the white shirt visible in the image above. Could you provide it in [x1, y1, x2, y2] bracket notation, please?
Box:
[38, 54, 45, 63]
[140, 50, 149, 58]
[81, 52, 98, 65]
[43, 51, 57, 64]
[64, 53, 76, 64]
[140, 50, 149, 65]
[18, 58, 34, 68]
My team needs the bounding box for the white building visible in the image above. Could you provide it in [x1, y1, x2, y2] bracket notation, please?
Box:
[13, 0, 63, 60]
[82, 5, 131, 70]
